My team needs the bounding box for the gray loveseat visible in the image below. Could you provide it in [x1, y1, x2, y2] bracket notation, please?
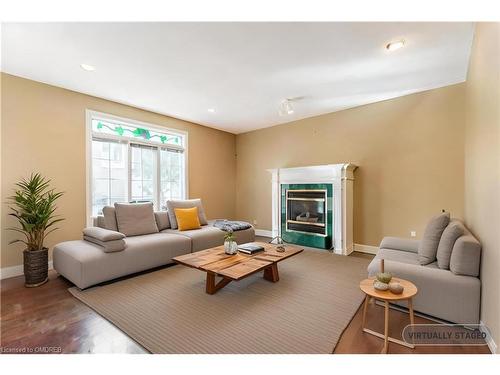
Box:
[53, 200, 254, 289]
[367, 216, 481, 324]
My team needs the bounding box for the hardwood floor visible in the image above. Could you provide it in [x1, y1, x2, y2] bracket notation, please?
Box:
[1, 270, 146, 353]
[0, 256, 490, 354]
[334, 298, 490, 354]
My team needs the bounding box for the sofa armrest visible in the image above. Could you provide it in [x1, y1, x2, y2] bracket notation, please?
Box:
[379, 236, 420, 253]
[83, 227, 125, 241]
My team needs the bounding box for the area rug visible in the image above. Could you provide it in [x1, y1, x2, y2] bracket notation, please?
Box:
[69, 249, 370, 354]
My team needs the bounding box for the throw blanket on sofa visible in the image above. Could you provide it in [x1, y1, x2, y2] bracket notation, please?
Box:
[213, 219, 252, 232]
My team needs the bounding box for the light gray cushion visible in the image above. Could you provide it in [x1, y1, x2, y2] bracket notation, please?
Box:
[367, 248, 420, 276]
[162, 226, 225, 252]
[166, 199, 208, 229]
[154, 211, 170, 230]
[162, 220, 255, 252]
[102, 206, 118, 231]
[114, 202, 159, 237]
[436, 220, 464, 269]
[83, 235, 126, 253]
[53, 233, 191, 289]
[83, 227, 125, 241]
[379, 237, 420, 253]
[450, 234, 481, 277]
[367, 255, 481, 324]
[94, 216, 106, 229]
[418, 212, 450, 265]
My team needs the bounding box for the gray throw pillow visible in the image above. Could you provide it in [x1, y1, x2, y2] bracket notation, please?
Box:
[166, 199, 208, 229]
[102, 206, 118, 231]
[83, 236, 126, 253]
[114, 202, 159, 237]
[154, 211, 171, 230]
[450, 234, 482, 277]
[436, 220, 464, 269]
[83, 227, 125, 241]
[418, 212, 450, 265]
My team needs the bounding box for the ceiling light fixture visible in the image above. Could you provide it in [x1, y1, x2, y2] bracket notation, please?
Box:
[80, 63, 96, 71]
[386, 40, 405, 52]
[207, 108, 216, 113]
[279, 99, 295, 116]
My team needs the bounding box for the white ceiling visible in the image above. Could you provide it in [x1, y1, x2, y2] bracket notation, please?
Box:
[1, 22, 474, 134]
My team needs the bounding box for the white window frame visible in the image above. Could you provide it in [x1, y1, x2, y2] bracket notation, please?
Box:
[85, 109, 189, 226]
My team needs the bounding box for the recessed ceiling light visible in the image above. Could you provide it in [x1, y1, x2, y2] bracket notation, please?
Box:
[386, 40, 405, 52]
[80, 63, 95, 71]
[207, 108, 216, 113]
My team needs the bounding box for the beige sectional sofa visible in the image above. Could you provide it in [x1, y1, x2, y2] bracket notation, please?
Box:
[53, 201, 254, 289]
[367, 214, 481, 324]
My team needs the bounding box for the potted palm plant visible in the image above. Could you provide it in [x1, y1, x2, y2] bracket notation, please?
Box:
[7, 173, 64, 287]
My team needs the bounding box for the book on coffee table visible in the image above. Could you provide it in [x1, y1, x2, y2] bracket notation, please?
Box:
[238, 243, 265, 254]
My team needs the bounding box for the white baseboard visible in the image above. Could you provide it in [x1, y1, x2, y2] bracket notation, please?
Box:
[0, 261, 54, 280]
[254, 229, 273, 238]
[253, 235, 378, 255]
[480, 320, 497, 354]
[354, 243, 379, 255]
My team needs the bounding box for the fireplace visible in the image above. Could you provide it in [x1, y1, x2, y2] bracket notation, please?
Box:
[269, 164, 356, 254]
[281, 184, 332, 248]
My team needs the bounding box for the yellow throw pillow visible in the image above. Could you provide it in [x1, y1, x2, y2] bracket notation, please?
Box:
[174, 207, 201, 231]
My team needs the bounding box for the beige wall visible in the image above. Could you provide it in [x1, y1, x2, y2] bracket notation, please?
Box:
[236, 84, 466, 246]
[1, 73, 237, 268]
[464, 23, 500, 352]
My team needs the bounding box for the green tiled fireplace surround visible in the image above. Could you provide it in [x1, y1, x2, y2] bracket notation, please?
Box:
[280, 183, 333, 249]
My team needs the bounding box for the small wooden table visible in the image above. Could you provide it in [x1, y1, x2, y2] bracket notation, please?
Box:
[359, 277, 418, 354]
[173, 242, 303, 294]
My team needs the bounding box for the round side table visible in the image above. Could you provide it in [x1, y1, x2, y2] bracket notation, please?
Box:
[359, 277, 418, 354]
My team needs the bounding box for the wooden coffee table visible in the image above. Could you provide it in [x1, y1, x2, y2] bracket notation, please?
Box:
[173, 242, 303, 294]
[359, 277, 418, 354]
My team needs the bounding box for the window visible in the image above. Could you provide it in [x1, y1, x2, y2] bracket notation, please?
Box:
[130, 144, 156, 204]
[91, 139, 128, 216]
[87, 111, 187, 220]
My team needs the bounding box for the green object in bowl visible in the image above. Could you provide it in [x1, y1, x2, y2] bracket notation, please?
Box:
[376, 272, 393, 284]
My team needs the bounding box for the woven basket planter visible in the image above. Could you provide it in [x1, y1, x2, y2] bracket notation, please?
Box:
[23, 248, 49, 287]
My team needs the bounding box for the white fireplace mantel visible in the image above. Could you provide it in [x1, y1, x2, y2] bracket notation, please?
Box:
[267, 164, 357, 255]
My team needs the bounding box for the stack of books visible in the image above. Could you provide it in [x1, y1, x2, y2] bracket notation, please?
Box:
[238, 243, 265, 255]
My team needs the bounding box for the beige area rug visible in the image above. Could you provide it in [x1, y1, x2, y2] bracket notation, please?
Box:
[69, 249, 370, 354]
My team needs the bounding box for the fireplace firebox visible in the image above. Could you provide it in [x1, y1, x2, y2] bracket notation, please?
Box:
[286, 190, 327, 235]
[281, 184, 333, 249]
